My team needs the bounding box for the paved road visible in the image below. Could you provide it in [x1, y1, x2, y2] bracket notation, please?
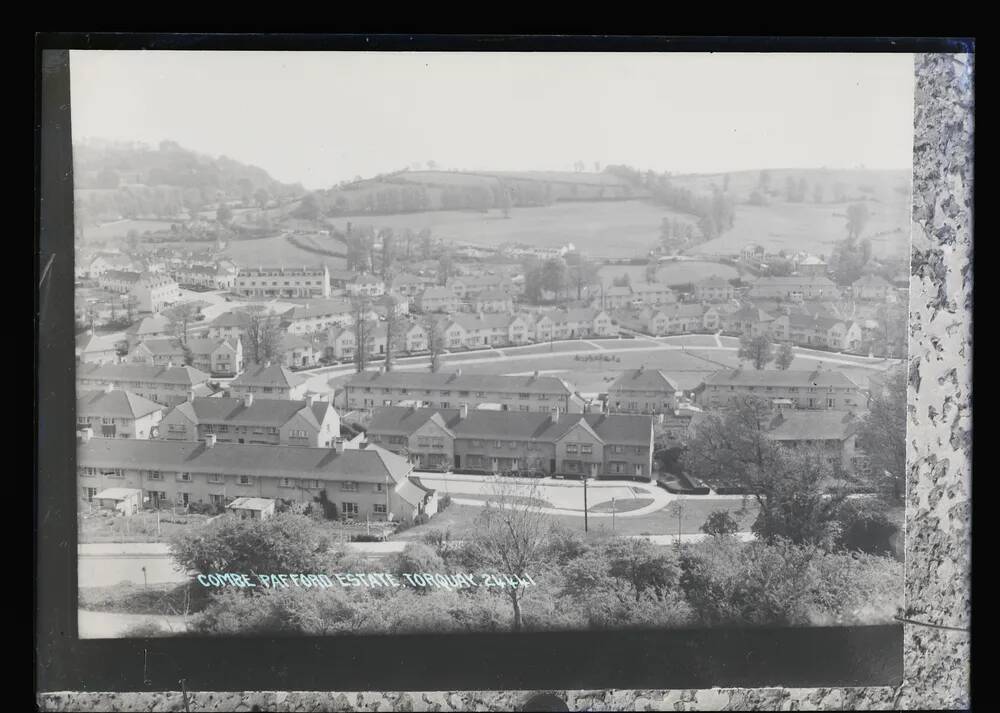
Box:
[295, 333, 900, 400]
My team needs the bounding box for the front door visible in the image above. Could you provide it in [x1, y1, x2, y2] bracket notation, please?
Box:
[454, 455, 461, 469]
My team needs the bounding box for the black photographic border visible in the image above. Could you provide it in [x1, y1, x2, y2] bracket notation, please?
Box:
[38, 35, 959, 693]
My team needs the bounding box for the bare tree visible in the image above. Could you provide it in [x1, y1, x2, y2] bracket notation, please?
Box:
[163, 302, 200, 344]
[383, 296, 398, 373]
[424, 314, 445, 373]
[243, 306, 284, 364]
[464, 477, 552, 631]
[352, 297, 373, 373]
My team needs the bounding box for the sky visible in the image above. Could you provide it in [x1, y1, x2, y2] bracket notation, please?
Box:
[70, 51, 915, 191]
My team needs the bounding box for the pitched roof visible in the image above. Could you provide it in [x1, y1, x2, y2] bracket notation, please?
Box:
[448, 312, 514, 331]
[186, 337, 239, 356]
[76, 332, 123, 354]
[419, 286, 456, 300]
[766, 410, 858, 441]
[540, 308, 599, 325]
[702, 368, 859, 389]
[368, 407, 463, 436]
[169, 396, 324, 429]
[751, 276, 837, 287]
[77, 389, 164, 419]
[395, 478, 431, 508]
[345, 371, 574, 395]
[129, 315, 173, 336]
[132, 338, 185, 357]
[77, 362, 211, 386]
[77, 438, 413, 484]
[852, 274, 892, 288]
[609, 369, 680, 393]
[280, 299, 353, 320]
[211, 310, 253, 328]
[231, 363, 306, 388]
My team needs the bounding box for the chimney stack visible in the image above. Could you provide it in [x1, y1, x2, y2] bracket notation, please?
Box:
[243, 392, 254, 408]
[187, 389, 195, 402]
[104, 382, 115, 394]
[459, 403, 468, 420]
[79, 427, 94, 443]
[334, 438, 345, 454]
[551, 406, 561, 424]
[204, 434, 217, 448]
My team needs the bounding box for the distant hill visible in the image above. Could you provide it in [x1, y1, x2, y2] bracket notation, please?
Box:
[307, 168, 648, 218]
[73, 139, 305, 228]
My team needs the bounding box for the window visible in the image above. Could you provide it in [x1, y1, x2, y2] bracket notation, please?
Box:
[177, 492, 190, 506]
[79, 467, 96, 477]
[612, 445, 624, 454]
[495, 440, 502, 448]
[581, 444, 593, 455]
[102, 417, 114, 425]
[373, 504, 387, 515]
[177, 472, 191, 482]
[375, 482, 384, 493]
[472, 440, 482, 447]
[148, 470, 163, 481]
[84, 487, 98, 501]
[280, 477, 295, 488]
[238, 475, 253, 486]
[341, 481, 358, 492]
[290, 429, 307, 438]
[341, 502, 359, 515]
[566, 444, 578, 454]
[518, 393, 530, 399]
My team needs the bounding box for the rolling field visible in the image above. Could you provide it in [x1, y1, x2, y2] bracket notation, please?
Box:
[597, 260, 739, 287]
[689, 201, 910, 259]
[220, 235, 348, 269]
[78, 219, 179, 241]
[325, 200, 694, 259]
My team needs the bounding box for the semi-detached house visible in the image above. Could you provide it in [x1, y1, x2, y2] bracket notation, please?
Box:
[77, 362, 213, 407]
[345, 370, 586, 413]
[367, 406, 655, 480]
[76, 434, 430, 521]
[77, 387, 165, 439]
[696, 368, 863, 411]
[157, 393, 340, 447]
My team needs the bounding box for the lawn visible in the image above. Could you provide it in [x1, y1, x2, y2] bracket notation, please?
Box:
[324, 200, 694, 260]
[597, 260, 739, 288]
[589, 497, 654, 514]
[221, 234, 349, 270]
[689, 200, 910, 260]
[450, 493, 553, 509]
[500, 341, 601, 356]
[392, 497, 759, 542]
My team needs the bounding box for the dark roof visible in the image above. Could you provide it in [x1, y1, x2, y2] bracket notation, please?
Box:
[345, 371, 573, 396]
[702, 369, 859, 389]
[608, 369, 680, 393]
[211, 311, 253, 328]
[231, 363, 306, 389]
[77, 362, 211, 386]
[79, 438, 413, 483]
[281, 300, 353, 320]
[368, 407, 463, 436]
[77, 389, 164, 419]
[133, 338, 185, 357]
[169, 397, 329, 428]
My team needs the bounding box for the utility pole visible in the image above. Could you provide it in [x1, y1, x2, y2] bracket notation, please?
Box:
[583, 476, 588, 533]
[612, 496, 616, 533]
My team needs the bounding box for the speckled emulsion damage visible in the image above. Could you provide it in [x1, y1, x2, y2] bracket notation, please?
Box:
[39, 53, 973, 712]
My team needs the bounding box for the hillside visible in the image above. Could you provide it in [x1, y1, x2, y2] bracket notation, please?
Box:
[73, 139, 306, 230]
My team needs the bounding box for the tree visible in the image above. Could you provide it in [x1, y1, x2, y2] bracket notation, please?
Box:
[389, 543, 446, 593]
[424, 314, 445, 373]
[605, 538, 681, 603]
[834, 497, 898, 556]
[700, 510, 739, 537]
[856, 365, 906, 499]
[243, 307, 284, 365]
[380, 228, 396, 281]
[775, 342, 795, 370]
[216, 203, 233, 225]
[846, 203, 870, 241]
[644, 261, 659, 283]
[737, 333, 774, 369]
[463, 478, 552, 630]
[564, 253, 600, 300]
[758, 169, 772, 193]
[682, 396, 848, 548]
[383, 295, 398, 373]
[294, 193, 323, 222]
[163, 302, 200, 344]
[419, 228, 433, 260]
[540, 258, 568, 302]
[437, 251, 455, 286]
[351, 298, 374, 373]
[254, 188, 270, 209]
[170, 513, 335, 576]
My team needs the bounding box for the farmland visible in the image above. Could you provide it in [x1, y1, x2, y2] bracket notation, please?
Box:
[597, 260, 740, 287]
[688, 200, 910, 260]
[220, 234, 348, 269]
[325, 200, 695, 260]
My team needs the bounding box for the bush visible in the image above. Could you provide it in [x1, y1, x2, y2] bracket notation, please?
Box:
[120, 621, 171, 638]
[700, 510, 740, 536]
[350, 534, 384, 543]
[187, 501, 217, 516]
[834, 498, 898, 556]
[438, 494, 453, 512]
[413, 513, 430, 526]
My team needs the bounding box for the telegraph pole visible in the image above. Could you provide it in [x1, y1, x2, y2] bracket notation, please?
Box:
[612, 497, 616, 533]
[583, 476, 588, 533]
